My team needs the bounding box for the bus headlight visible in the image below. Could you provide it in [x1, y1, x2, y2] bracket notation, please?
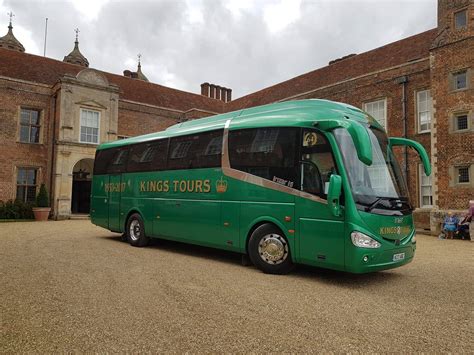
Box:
[351, 231, 381, 248]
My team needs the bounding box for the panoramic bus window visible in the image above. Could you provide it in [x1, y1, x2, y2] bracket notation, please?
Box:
[300, 130, 337, 198]
[93, 149, 116, 175]
[167, 130, 223, 170]
[229, 128, 298, 188]
[107, 148, 129, 174]
[128, 139, 168, 173]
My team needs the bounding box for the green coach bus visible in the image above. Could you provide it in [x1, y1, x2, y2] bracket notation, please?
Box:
[91, 99, 431, 274]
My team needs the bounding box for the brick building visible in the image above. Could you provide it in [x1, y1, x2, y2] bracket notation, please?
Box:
[0, 0, 472, 232]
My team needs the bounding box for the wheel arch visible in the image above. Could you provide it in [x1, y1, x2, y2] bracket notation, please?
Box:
[244, 217, 291, 254]
[123, 208, 144, 232]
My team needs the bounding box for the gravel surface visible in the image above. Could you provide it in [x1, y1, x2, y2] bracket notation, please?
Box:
[0, 220, 473, 352]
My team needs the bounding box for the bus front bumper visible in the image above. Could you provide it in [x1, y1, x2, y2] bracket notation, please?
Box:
[346, 242, 416, 274]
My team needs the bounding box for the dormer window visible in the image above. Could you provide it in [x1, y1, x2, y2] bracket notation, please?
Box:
[455, 9, 467, 29]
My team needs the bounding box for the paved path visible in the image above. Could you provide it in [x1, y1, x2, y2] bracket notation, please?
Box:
[1, 220, 472, 352]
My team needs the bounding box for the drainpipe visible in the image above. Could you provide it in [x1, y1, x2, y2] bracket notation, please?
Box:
[49, 93, 58, 216]
[395, 76, 409, 185]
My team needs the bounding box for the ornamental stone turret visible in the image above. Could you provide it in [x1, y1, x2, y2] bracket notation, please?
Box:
[0, 12, 25, 52]
[63, 28, 89, 67]
[122, 54, 149, 82]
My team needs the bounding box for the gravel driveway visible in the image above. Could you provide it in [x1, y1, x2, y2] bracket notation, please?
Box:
[1, 220, 472, 352]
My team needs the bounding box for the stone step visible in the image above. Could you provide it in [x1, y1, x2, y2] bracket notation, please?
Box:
[69, 214, 90, 220]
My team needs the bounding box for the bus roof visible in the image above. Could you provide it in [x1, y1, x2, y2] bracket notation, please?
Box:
[98, 99, 380, 150]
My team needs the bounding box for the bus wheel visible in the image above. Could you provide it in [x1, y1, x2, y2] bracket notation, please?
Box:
[126, 213, 149, 247]
[248, 224, 294, 274]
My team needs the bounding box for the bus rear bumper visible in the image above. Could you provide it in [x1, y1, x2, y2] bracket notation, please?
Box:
[345, 243, 416, 274]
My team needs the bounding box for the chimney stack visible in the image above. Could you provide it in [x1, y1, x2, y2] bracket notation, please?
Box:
[200, 82, 232, 102]
[209, 84, 216, 99]
[201, 82, 210, 96]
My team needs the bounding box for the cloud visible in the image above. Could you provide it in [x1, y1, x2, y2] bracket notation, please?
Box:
[1, 0, 437, 99]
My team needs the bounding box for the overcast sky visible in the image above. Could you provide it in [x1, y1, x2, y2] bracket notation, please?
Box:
[0, 0, 437, 99]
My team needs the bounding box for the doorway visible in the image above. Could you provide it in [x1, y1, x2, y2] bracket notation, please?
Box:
[71, 159, 94, 214]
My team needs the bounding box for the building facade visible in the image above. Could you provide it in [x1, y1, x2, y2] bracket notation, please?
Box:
[0, 0, 472, 232]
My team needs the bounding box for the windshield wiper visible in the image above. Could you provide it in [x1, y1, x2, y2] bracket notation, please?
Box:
[365, 197, 383, 212]
[365, 197, 410, 212]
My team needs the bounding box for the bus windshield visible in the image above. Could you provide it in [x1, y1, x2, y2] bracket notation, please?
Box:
[334, 127, 411, 214]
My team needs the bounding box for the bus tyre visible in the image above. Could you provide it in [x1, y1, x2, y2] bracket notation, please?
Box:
[248, 224, 294, 274]
[126, 213, 149, 247]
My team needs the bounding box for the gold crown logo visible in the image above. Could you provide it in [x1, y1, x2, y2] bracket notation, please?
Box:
[216, 177, 228, 193]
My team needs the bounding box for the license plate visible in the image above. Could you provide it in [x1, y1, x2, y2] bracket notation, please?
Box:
[393, 253, 405, 262]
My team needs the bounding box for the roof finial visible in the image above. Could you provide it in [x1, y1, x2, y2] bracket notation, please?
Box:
[63, 27, 89, 67]
[7, 11, 14, 28]
[137, 53, 142, 69]
[0, 11, 24, 52]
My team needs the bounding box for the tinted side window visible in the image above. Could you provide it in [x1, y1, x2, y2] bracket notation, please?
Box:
[107, 148, 129, 174]
[168, 130, 223, 170]
[93, 149, 116, 175]
[229, 128, 298, 188]
[128, 139, 168, 173]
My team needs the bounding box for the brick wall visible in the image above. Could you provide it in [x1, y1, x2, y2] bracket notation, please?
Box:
[0, 78, 53, 202]
[431, 39, 474, 211]
[118, 101, 182, 137]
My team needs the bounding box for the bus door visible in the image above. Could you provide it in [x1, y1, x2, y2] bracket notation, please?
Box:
[107, 148, 129, 232]
[107, 174, 123, 232]
[296, 130, 345, 268]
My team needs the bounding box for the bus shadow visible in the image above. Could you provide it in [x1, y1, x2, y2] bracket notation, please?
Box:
[291, 265, 404, 288]
[100, 234, 404, 286]
[101, 234, 242, 265]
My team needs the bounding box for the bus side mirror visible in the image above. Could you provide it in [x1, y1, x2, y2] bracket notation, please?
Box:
[327, 174, 342, 217]
[389, 137, 431, 176]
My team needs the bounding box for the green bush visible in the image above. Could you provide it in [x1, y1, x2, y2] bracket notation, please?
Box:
[0, 200, 5, 219]
[0, 199, 34, 219]
[36, 183, 50, 208]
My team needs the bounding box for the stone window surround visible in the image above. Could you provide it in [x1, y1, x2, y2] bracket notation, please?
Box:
[449, 68, 470, 92]
[453, 8, 468, 30]
[449, 109, 473, 133]
[418, 164, 433, 208]
[363, 97, 387, 129]
[79, 107, 101, 145]
[14, 165, 41, 203]
[17, 106, 44, 145]
[414, 88, 432, 134]
[449, 164, 473, 187]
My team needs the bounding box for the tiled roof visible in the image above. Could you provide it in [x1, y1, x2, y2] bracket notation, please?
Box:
[0, 48, 224, 113]
[0, 28, 437, 115]
[226, 29, 438, 111]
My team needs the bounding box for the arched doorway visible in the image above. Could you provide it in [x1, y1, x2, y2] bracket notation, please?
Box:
[71, 158, 94, 214]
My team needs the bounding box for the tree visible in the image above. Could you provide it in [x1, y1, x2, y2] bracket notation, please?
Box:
[36, 183, 50, 208]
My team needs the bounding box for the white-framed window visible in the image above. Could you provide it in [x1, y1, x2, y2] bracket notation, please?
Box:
[454, 9, 467, 29]
[16, 167, 38, 203]
[419, 165, 432, 208]
[364, 99, 387, 129]
[19, 108, 41, 143]
[416, 90, 432, 133]
[80, 109, 100, 144]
